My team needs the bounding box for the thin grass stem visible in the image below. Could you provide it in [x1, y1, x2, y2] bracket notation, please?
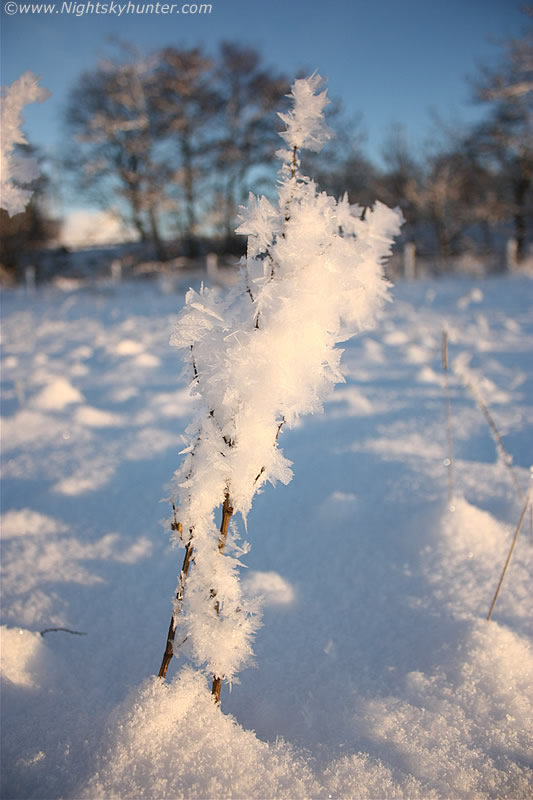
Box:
[487, 490, 530, 621]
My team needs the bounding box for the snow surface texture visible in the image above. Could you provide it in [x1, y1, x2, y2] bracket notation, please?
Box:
[1, 275, 532, 798]
[0, 72, 50, 216]
[166, 75, 403, 683]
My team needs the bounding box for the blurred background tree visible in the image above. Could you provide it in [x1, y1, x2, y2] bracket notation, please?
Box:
[3, 16, 531, 282]
[0, 143, 59, 283]
[469, 14, 533, 261]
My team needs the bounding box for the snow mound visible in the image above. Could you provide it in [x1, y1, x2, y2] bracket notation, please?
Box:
[242, 570, 295, 606]
[0, 626, 43, 688]
[32, 378, 83, 410]
[0, 509, 69, 539]
[82, 620, 533, 799]
[81, 668, 319, 799]
[425, 498, 532, 624]
[358, 621, 533, 798]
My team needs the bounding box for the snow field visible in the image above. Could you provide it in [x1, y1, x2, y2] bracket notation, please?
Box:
[1, 275, 532, 798]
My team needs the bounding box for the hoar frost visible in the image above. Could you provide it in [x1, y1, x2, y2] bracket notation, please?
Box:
[166, 74, 403, 687]
[0, 72, 50, 217]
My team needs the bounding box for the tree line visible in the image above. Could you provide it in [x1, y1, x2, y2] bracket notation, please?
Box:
[1, 20, 531, 280]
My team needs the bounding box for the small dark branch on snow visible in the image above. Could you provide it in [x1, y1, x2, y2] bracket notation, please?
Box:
[40, 628, 87, 637]
[360, 206, 368, 221]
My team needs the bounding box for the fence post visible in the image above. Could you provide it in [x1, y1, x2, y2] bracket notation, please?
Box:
[111, 259, 122, 282]
[403, 242, 416, 279]
[506, 238, 518, 271]
[206, 252, 218, 281]
[25, 265, 36, 292]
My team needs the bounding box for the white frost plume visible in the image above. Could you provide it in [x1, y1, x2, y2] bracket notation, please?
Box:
[167, 74, 403, 685]
[277, 72, 334, 155]
[0, 72, 50, 216]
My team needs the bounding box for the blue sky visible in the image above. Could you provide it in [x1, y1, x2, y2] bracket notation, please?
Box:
[1, 0, 528, 217]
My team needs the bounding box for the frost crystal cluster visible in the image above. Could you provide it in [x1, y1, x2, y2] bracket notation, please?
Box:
[0, 72, 50, 217]
[167, 75, 403, 686]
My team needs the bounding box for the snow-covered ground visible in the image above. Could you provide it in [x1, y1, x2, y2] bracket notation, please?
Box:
[1, 274, 532, 799]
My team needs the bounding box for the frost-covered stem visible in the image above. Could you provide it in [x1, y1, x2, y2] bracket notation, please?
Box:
[211, 675, 223, 704]
[290, 145, 298, 179]
[217, 491, 234, 552]
[254, 418, 285, 484]
[165, 73, 402, 693]
[487, 489, 530, 621]
[442, 331, 454, 507]
[158, 533, 193, 679]
[463, 379, 524, 504]
[211, 492, 234, 703]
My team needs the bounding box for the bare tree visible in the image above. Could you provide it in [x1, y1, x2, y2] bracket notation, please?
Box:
[152, 46, 218, 253]
[378, 124, 422, 242]
[213, 43, 288, 243]
[0, 144, 58, 282]
[470, 12, 533, 260]
[65, 47, 174, 260]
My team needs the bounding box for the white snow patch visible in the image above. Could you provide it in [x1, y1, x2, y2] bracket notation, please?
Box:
[80, 669, 319, 799]
[31, 378, 83, 410]
[0, 509, 69, 539]
[243, 571, 295, 606]
[53, 460, 116, 495]
[134, 352, 161, 368]
[75, 406, 124, 428]
[113, 339, 145, 356]
[0, 626, 43, 688]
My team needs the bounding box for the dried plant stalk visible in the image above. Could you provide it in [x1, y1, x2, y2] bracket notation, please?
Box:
[487, 490, 530, 621]
[158, 530, 193, 680]
[211, 493, 234, 703]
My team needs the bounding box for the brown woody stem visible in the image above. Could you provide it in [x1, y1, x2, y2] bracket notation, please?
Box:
[211, 492, 234, 702]
[158, 534, 193, 679]
[290, 145, 298, 179]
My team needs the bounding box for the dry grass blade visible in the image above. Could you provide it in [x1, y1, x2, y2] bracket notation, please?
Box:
[487, 489, 531, 621]
[465, 380, 524, 502]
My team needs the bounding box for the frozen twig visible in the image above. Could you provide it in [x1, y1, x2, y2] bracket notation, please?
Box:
[161, 73, 402, 698]
[158, 521, 193, 679]
[211, 492, 235, 703]
[40, 628, 87, 637]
